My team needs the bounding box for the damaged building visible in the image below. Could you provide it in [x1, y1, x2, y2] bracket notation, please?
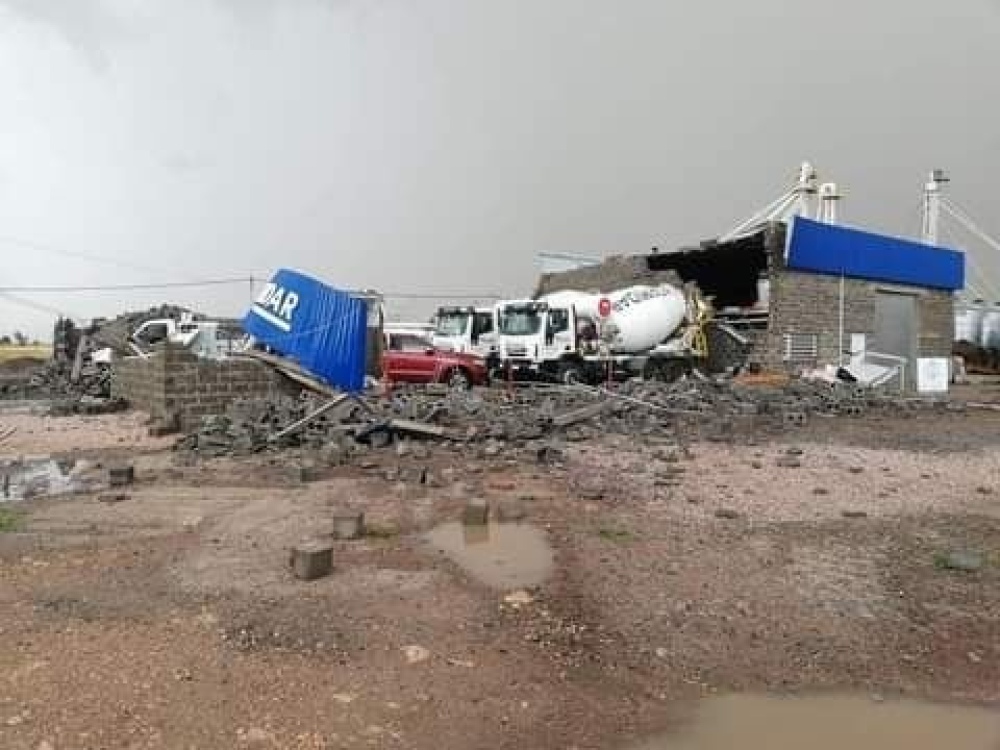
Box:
[538, 216, 963, 390]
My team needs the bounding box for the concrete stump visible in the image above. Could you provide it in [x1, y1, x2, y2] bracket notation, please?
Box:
[108, 465, 135, 488]
[295, 464, 324, 484]
[290, 541, 333, 581]
[463, 498, 489, 526]
[333, 513, 365, 540]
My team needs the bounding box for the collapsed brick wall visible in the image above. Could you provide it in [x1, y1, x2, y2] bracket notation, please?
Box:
[112, 344, 297, 430]
[534, 255, 682, 297]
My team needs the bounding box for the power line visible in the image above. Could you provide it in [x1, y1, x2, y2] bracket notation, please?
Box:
[0, 235, 174, 277]
[0, 277, 254, 293]
[0, 291, 84, 322]
[379, 291, 500, 300]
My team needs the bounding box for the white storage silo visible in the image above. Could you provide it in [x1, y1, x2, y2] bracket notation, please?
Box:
[982, 303, 1000, 349]
[955, 301, 986, 346]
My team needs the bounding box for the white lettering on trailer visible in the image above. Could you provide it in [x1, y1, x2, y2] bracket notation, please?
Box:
[251, 282, 299, 333]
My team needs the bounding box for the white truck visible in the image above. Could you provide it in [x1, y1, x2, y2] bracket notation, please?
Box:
[495, 284, 710, 384]
[129, 315, 246, 360]
[431, 306, 499, 359]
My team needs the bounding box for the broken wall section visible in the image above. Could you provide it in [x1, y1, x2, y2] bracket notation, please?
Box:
[112, 344, 297, 431]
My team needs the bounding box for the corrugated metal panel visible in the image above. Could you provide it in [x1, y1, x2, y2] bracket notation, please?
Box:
[243, 268, 368, 392]
[787, 217, 964, 291]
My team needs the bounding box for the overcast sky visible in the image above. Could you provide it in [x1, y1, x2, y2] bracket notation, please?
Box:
[1, 0, 999, 338]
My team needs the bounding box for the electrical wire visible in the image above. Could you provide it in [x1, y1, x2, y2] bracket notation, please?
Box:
[0, 235, 174, 277]
[0, 277, 254, 293]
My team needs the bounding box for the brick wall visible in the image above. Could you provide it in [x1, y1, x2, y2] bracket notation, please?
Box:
[759, 264, 954, 378]
[112, 344, 297, 430]
[916, 290, 954, 358]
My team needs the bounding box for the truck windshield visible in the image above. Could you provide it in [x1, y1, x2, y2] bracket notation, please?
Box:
[435, 313, 469, 336]
[499, 310, 542, 336]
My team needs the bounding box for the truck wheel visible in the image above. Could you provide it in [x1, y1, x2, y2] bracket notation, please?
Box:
[446, 367, 472, 390]
[559, 362, 585, 385]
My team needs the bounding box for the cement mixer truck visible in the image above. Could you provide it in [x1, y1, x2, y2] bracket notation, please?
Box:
[495, 284, 710, 384]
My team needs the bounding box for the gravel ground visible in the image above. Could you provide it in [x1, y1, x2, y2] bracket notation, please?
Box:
[1, 399, 999, 749]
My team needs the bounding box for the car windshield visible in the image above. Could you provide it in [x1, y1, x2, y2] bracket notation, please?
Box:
[499, 309, 542, 336]
[435, 313, 469, 336]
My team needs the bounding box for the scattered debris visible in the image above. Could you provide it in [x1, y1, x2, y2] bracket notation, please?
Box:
[403, 645, 431, 664]
[503, 590, 534, 607]
[332, 513, 365, 541]
[108, 465, 135, 488]
[98, 493, 130, 505]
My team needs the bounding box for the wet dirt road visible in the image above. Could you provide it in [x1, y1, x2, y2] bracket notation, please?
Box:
[1, 406, 999, 749]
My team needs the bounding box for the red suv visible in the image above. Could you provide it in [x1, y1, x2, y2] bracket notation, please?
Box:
[382, 333, 488, 389]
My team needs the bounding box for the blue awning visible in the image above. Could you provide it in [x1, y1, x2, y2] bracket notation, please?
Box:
[787, 217, 964, 291]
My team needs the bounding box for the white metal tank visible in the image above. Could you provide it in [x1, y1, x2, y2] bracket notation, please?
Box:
[540, 290, 602, 320]
[541, 284, 688, 353]
[604, 285, 687, 353]
[982, 304, 1000, 349]
[955, 302, 986, 345]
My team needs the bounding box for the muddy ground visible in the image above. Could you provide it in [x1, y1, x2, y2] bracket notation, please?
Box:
[1, 392, 999, 750]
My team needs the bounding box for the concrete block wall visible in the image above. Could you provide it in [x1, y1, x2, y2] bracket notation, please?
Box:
[758, 268, 955, 374]
[112, 351, 168, 418]
[112, 344, 297, 430]
[916, 290, 954, 358]
[761, 270, 877, 367]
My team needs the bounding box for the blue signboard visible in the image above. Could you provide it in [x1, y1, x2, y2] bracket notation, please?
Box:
[787, 216, 964, 291]
[243, 269, 368, 392]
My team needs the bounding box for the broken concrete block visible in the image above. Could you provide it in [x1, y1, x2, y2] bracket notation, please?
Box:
[108, 465, 135, 487]
[289, 541, 333, 581]
[98, 493, 130, 504]
[332, 513, 365, 540]
[496, 500, 528, 523]
[295, 464, 324, 483]
[462, 498, 489, 526]
[782, 411, 808, 428]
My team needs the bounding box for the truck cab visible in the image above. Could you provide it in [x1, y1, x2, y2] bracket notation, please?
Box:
[497, 300, 592, 381]
[432, 306, 499, 358]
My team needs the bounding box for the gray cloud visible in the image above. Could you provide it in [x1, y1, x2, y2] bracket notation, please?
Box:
[0, 0, 128, 71]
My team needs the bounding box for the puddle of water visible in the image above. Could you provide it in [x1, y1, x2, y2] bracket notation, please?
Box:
[425, 522, 554, 589]
[631, 694, 1000, 750]
[1, 457, 92, 502]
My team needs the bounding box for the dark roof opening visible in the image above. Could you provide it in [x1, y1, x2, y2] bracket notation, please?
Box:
[645, 232, 769, 308]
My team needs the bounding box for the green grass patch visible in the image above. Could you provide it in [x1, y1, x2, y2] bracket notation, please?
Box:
[0, 507, 24, 533]
[365, 522, 400, 540]
[598, 527, 635, 543]
[0, 344, 51, 363]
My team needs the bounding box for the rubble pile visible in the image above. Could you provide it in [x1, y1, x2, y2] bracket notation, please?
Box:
[89, 304, 196, 354]
[174, 376, 947, 459]
[29, 360, 112, 399]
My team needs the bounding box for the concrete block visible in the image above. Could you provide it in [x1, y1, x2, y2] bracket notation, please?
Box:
[296, 464, 325, 483]
[289, 541, 333, 581]
[463, 498, 489, 526]
[108, 465, 135, 487]
[333, 512, 365, 540]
